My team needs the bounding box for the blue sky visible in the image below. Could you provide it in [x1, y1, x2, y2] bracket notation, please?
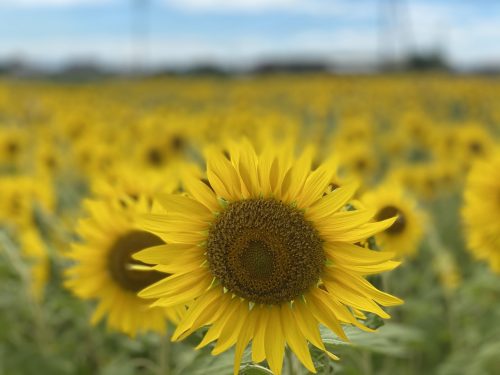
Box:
[1, 0, 499, 69]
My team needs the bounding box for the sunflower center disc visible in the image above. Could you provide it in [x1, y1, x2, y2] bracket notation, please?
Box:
[376, 205, 406, 234]
[108, 230, 165, 292]
[206, 198, 325, 305]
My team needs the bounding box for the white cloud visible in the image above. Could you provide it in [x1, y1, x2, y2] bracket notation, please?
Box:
[2, 28, 498, 70]
[167, 0, 298, 12]
[0, 28, 380, 70]
[0, 0, 114, 7]
[1, 0, 499, 69]
[165, 0, 375, 19]
[407, 2, 500, 66]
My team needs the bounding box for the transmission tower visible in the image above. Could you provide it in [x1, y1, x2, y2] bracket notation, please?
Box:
[378, 0, 414, 68]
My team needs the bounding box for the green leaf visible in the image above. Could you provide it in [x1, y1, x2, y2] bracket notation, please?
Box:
[172, 347, 235, 375]
[240, 364, 274, 375]
[320, 323, 423, 358]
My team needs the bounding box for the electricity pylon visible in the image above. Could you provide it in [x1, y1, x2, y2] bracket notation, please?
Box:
[378, 0, 415, 68]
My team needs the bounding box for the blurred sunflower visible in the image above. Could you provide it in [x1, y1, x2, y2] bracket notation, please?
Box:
[338, 144, 378, 185]
[400, 111, 434, 148]
[35, 140, 65, 177]
[0, 127, 29, 169]
[458, 124, 494, 160]
[391, 165, 442, 201]
[361, 182, 424, 258]
[433, 250, 461, 292]
[134, 122, 190, 170]
[321, 155, 350, 195]
[65, 196, 184, 336]
[333, 115, 375, 148]
[19, 228, 50, 301]
[135, 140, 402, 374]
[91, 163, 180, 208]
[0, 175, 55, 229]
[463, 150, 500, 272]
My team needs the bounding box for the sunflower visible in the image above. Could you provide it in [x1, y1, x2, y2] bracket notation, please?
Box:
[35, 139, 65, 177]
[90, 163, 180, 209]
[361, 182, 424, 258]
[133, 121, 191, 171]
[463, 150, 500, 272]
[19, 228, 50, 301]
[0, 175, 55, 229]
[135, 140, 402, 374]
[457, 123, 495, 165]
[0, 127, 29, 169]
[337, 144, 378, 185]
[65, 196, 184, 336]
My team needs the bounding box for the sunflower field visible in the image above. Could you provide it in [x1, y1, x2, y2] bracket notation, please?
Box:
[0, 74, 499, 375]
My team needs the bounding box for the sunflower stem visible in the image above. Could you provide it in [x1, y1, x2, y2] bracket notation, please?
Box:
[361, 351, 373, 375]
[158, 331, 171, 375]
[285, 348, 299, 375]
[425, 218, 459, 352]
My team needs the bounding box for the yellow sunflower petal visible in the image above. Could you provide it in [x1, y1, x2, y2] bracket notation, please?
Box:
[91, 299, 111, 325]
[306, 182, 358, 221]
[311, 288, 374, 333]
[252, 307, 269, 363]
[264, 306, 286, 375]
[330, 217, 397, 243]
[329, 268, 403, 306]
[172, 287, 222, 340]
[324, 242, 396, 265]
[233, 308, 258, 375]
[297, 162, 336, 209]
[339, 261, 401, 275]
[212, 300, 248, 355]
[159, 231, 207, 245]
[315, 209, 374, 234]
[140, 213, 210, 233]
[139, 270, 209, 301]
[282, 146, 315, 202]
[153, 256, 205, 274]
[133, 243, 201, 265]
[232, 139, 259, 198]
[174, 292, 229, 341]
[307, 290, 348, 340]
[322, 276, 391, 319]
[196, 297, 240, 349]
[280, 304, 316, 373]
[156, 194, 212, 219]
[150, 279, 211, 307]
[269, 157, 282, 195]
[293, 299, 340, 360]
[206, 148, 241, 200]
[258, 149, 275, 197]
[182, 172, 220, 212]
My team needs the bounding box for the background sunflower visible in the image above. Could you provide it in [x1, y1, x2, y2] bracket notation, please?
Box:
[463, 150, 500, 272]
[361, 182, 425, 258]
[65, 196, 184, 337]
[1, 70, 500, 375]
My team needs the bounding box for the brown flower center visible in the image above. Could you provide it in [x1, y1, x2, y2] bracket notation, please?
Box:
[376, 205, 406, 235]
[206, 198, 324, 305]
[147, 147, 164, 166]
[108, 230, 166, 292]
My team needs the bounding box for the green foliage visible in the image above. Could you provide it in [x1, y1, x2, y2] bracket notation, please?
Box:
[2, 78, 500, 375]
[3, 211, 500, 375]
[240, 365, 274, 375]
